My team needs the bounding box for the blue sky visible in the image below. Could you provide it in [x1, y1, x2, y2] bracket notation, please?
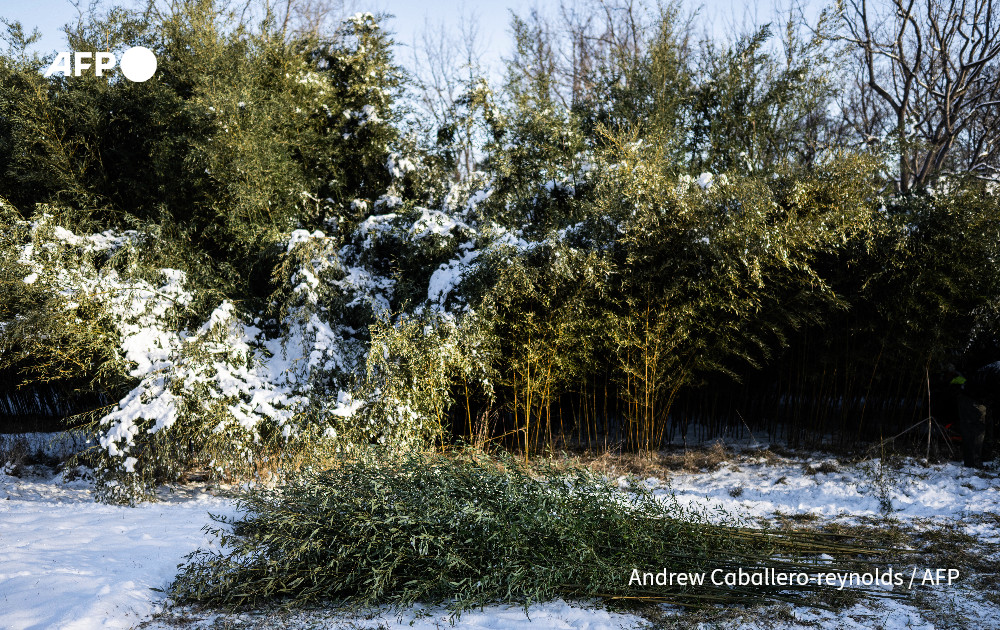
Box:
[2, 0, 798, 79]
[371, 0, 780, 79]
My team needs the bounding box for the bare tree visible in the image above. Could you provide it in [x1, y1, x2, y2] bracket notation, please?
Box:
[505, 0, 663, 109]
[142, 0, 351, 40]
[282, 0, 353, 40]
[409, 9, 487, 178]
[839, 0, 1000, 192]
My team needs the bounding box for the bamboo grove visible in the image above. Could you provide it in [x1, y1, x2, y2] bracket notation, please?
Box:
[0, 0, 998, 499]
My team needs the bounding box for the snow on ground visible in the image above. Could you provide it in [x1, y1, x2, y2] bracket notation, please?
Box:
[2, 434, 1000, 629]
[643, 450, 1000, 523]
[139, 600, 645, 630]
[638, 447, 1000, 629]
[0, 471, 236, 630]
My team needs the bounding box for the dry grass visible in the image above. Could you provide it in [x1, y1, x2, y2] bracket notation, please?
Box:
[521, 441, 852, 486]
[549, 441, 737, 479]
[803, 460, 841, 475]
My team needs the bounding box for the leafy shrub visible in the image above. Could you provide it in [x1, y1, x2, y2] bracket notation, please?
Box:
[171, 449, 887, 612]
[0, 214, 359, 503]
[0, 207, 187, 401]
[2, 0, 996, 498]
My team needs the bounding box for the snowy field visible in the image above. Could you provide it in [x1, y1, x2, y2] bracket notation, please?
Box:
[2, 433, 999, 630]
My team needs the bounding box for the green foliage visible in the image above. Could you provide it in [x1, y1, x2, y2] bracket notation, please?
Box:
[171, 449, 888, 612]
[686, 18, 843, 174]
[473, 235, 610, 457]
[1, 0, 997, 496]
[352, 313, 495, 450]
[583, 139, 882, 451]
[0, 3, 411, 301]
[1, 210, 349, 504]
[85, 301, 299, 505]
[858, 186, 1000, 365]
[577, 2, 695, 164]
[0, 207, 177, 398]
[477, 99, 592, 233]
